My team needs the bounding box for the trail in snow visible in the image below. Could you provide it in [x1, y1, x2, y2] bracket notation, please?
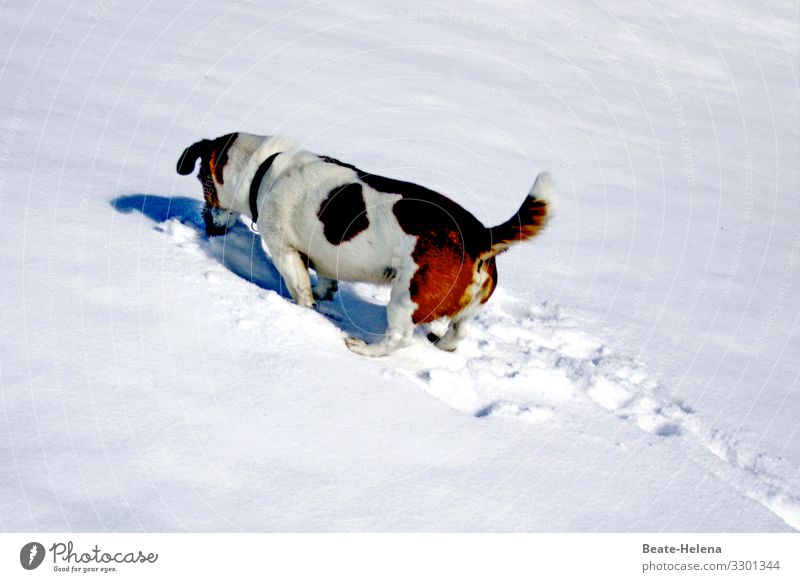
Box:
[113, 193, 800, 531]
[397, 298, 800, 532]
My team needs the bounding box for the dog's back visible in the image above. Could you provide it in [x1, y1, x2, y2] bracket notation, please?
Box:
[178, 132, 554, 356]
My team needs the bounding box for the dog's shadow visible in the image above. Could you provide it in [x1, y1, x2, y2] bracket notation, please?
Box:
[111, 194, 387, 340]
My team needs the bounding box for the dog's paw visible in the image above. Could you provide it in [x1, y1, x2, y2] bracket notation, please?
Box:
[345, 336, 369, 354]
[345, 336, 366, 348]
[345, 336, 389, 357]
[313, 288, 335, 302]
[426, 332, 457, 352]
[312, 279, 338, 302]
[345, 336, 405, 357]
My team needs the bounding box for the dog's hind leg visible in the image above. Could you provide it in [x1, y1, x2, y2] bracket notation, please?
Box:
[312, 275, 338, 302]
[428, 318, 470, 352]
[272, 248, 316, 308]
[345, 274, 416, 357]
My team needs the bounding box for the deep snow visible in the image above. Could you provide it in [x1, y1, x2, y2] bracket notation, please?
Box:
[0, 0, 798, 531]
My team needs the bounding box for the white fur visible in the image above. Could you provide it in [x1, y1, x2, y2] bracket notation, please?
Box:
[212, 133, 422, 355]
[531, 171, 557, 216]
[191, 132, 550, 356]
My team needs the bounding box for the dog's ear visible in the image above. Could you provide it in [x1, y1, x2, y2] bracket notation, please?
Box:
[176, 139, 210, 175]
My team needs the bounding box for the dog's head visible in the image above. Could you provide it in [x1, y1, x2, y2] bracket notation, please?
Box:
[177, 132, 242, 235]
[177, 132, 301, 236]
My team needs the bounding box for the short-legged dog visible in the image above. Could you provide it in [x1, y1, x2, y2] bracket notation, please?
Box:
[177, 132, 554, 356]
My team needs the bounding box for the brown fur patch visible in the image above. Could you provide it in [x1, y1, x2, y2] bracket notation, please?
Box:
[390, 186, 489, 323]
[321, 154, 495, 322]
[188, 133, 239, 210]
[208, 133, 238, 184]
[407, 232, 477, 323]
[479, 257, 498, 304]
[408, 249, 497, 323]
[488, 196, 548, 254]
[198, 162, 218, 208]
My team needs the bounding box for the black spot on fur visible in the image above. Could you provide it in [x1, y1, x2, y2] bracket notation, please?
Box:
[317, 183, 370, 245]
[320, 155, 487, 256]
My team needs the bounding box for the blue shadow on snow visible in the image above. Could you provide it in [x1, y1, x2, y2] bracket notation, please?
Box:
[111, 194, 388, 340]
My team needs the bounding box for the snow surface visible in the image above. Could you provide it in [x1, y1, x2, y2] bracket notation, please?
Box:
[1, 0, 798, 531]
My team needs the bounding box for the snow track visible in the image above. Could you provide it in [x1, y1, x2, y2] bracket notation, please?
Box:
[117, 194, 800, 531]
[3, 0, 797, 534]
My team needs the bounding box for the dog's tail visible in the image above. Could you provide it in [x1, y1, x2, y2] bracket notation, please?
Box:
[484, 172, 555, 256]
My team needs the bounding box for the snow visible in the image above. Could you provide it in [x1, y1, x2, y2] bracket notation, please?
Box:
[1, 0, 798, 532]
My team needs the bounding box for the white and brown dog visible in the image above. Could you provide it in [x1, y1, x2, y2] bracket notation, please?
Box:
[177, 132, 554, 356]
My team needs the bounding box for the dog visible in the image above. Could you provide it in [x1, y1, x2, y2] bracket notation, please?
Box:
[177, 132, 554, 356]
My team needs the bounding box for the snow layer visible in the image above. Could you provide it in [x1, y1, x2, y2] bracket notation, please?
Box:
[0, 0, 798, 531]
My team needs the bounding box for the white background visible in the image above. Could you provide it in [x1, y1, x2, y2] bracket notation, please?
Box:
[1, 534, 798, 581]
[0, 0, 798, 532]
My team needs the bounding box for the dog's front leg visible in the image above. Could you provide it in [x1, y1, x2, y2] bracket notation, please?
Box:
[272, 249, 316, 308]
[312, 276, 338, 302]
